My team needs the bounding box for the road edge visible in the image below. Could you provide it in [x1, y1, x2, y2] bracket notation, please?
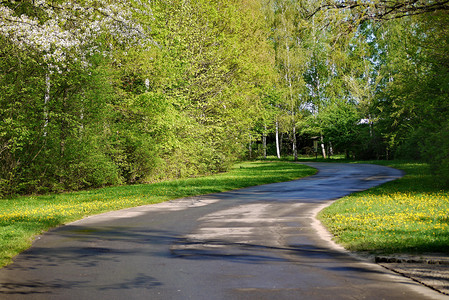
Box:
[311, 200, 449, 300]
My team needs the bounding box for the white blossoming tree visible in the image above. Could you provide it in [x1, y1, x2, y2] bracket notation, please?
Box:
[0, 1, 151, 65]
[0, 0, 153, 194]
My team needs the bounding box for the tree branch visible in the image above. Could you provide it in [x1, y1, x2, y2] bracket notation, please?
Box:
[308, 0, 449, 21]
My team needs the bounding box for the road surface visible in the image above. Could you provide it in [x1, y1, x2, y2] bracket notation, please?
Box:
[0, 163, 446, 299]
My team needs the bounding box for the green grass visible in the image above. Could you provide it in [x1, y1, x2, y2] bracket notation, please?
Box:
[318, 160, 449, 255]
[0, 161, 316, 268]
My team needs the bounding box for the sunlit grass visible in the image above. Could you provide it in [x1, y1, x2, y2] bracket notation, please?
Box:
[0, 161, 316, 268]
[319, 161, 449, 254]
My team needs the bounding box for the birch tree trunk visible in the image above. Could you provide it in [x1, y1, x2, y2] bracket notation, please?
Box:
[248, 133, 252, 159]
[320, 134, 327, 159]
[284, 18, 297, 162]
[43, 72, 50, 137]
[276, 120, 281, 159]
[263, 125, 267, 158]
[292, 124, 297, 160]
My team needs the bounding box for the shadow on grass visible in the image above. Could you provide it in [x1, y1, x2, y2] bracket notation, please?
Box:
[349, 228, 449, 254]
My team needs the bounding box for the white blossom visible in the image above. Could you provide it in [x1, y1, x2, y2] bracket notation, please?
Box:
[0, 1, 152, 69]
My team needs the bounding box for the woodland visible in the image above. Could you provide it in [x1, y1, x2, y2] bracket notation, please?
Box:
[0, 0, 448, 197]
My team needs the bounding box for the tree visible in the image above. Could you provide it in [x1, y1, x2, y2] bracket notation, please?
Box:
[309, 0, 449, 21]
[320, 100, 360, 158]
[147, 0, 274, 174]
[0, 0, 152, 194]
[263, 0, 314, 159]
[373, 11, 449, 184]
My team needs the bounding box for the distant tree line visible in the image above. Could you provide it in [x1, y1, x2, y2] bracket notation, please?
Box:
[261, 0, 449, 186]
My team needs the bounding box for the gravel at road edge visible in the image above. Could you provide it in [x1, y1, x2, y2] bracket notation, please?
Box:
[376, 254, 449, 296]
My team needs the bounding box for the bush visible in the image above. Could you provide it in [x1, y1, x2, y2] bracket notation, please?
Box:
[421, 123, 449, 187]
[68, 145, 122, 189]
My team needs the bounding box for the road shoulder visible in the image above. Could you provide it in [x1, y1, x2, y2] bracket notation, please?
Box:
[312, 201, 449, 299]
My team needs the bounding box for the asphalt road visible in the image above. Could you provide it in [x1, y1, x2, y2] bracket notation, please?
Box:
[0, 163, 446, 299]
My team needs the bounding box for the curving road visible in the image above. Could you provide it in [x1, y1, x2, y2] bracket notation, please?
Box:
[0, 163, 446, 299]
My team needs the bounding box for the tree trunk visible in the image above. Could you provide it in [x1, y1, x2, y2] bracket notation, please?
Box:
[320, 134, 327, 159]
[369, 113, 374, 138]
[43, 72, 50, 137]
[292, 125, 297, 161]
[80, 93, 84, 136]
[276, 121, 281, 159]
[248, 133, 252, 159]
[145, 78, 150, 92]
[263, 125, 267, 159]
[60, 88, 68, 159]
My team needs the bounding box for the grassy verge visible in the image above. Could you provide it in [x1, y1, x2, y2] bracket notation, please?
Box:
[0, 161, 316, 268]
[318, 160, 449, 255]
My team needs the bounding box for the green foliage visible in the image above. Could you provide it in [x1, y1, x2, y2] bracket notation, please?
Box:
[263, 0, 449, 184]
[2, 0, 448, 196]
[372, 13, 449, 184]
[0, 0, 276, 197]
[61, 137, 122, 190]
[320, 101, 360, 158]
[420, 123, 449, 187]
[140, 0, 275, 179]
